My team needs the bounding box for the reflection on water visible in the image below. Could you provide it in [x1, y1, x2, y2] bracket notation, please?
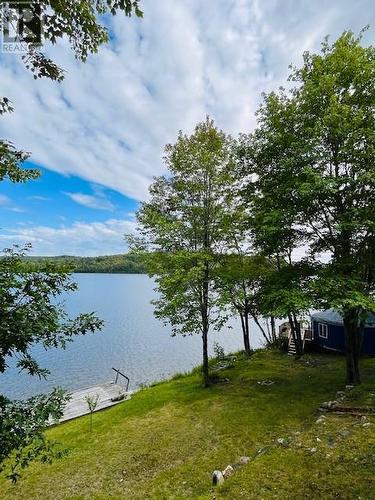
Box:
[0, 274, 266, 399]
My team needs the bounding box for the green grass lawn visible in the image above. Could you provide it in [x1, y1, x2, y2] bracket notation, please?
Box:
[2, 349, 375, 499]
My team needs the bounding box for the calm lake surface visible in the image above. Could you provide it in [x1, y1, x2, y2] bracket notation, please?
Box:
[1, 274, 267, 400]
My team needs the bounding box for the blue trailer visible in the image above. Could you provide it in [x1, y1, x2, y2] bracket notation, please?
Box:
[311, 310, 375, 355]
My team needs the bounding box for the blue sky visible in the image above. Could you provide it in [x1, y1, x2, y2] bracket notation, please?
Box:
[0, 164, 138, 255]
[1, 0, 375, 255]
[1, 164, 137, 227]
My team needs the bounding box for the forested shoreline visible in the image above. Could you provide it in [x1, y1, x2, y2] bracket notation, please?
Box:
[23, 254, 146, 274]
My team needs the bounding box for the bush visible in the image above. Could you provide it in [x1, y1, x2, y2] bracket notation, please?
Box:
[268, 335, 288, 352]
[213, 342, 225, 361]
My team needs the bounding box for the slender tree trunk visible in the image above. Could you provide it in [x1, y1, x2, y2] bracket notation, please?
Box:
[244, 310, 251, 355]
[343, 308, 362, 385]
[252, 314, 271, 346]
[239, 310, 251, 356]
[270, 316, 276, 343]
[294, 314, 303, 356]
[336, 227, 363, 384]
[201, 258, 210, 387]
[202, 326, 210, 387]
[239, 313, 247, 355]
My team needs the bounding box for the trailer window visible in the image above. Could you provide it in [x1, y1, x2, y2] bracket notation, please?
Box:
[318, 323, 328, 339]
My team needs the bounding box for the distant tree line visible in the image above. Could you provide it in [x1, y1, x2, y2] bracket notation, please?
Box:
[23, 254, 146, 274]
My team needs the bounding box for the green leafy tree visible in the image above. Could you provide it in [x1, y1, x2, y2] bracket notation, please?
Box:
[0, 0, 141, 480]
[0, 245, 103, 480]
[0, 390, 70, 483]
[237, 130, 311, 356]
[85, 394, 100, 432]
[216, 254, 275, 354]
[0, 98, 39, 183]
[257, 260, 314, 354]
[214, 145, 280, 353]
[0, 0, 143, 182]
[242, 30, 375, 382]
[133, 118, 234, 386]
[0, 245, 103, 376]
[1, 0, 143, 82]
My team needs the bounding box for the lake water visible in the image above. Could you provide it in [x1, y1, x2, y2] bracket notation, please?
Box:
[0, 274, 267, 400]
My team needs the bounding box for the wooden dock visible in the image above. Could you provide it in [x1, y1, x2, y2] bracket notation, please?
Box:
[60, 381, 131, 423]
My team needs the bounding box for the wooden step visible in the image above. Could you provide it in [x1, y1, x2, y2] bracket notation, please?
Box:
[288, 337, 297, 356]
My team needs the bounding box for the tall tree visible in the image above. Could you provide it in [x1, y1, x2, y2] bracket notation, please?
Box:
[215, 164, 280, 353]
[216, 254, 274, 354]
[0, 0, 140, 479]
[242, 30, 375, 382]
[133, 119, 233, 386]
[256, 259, 313, 354]
[237, 130, 310, 356]
[0, 245, 103, 481]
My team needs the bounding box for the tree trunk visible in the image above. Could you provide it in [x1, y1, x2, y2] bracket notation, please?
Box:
[252, 314, 272, 346]
[244, 310, 251, 355]
[270, 316, 276, 343]
[201, 256, 210, 387]
[239, 310, 251, 356]
[343, 308, 362, 385]
[202, 327, 210, 387]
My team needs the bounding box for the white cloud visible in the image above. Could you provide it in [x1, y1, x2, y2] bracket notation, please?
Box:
[0, 194, 25, 212]
[0, 0, 373, 202]
[1, 1, 374, 257]
[64, 191, 115, 211]
[8, 206, 26, 213]
[27, 195, 50, 201]
[0, 219, 137, 256]
[0, 195, 11, 205]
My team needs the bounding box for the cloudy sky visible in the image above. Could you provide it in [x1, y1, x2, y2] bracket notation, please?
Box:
[0, 0, 374, 255]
